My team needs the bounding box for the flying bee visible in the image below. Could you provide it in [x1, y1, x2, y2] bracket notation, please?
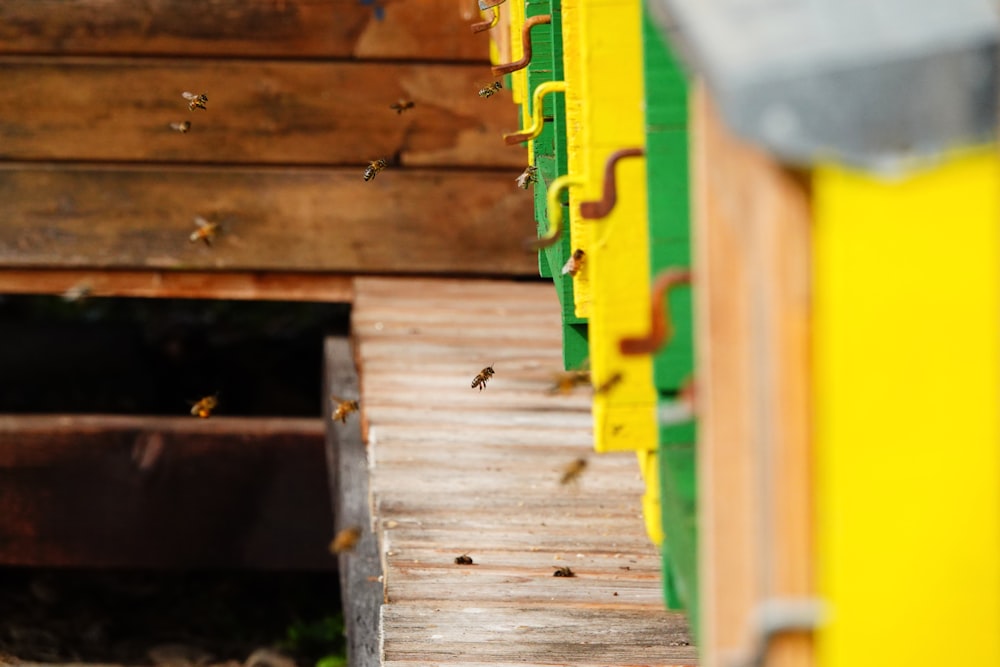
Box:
[553, 566, 575, 577]
[478, 81, 502, 99]
[548, 369, 591, 395]
[331, 396, 360, 424]
[561, 249, 585, 277]
[390, 99, 415, 114]
[364, 158, 388, 182]
[189, 394, 218, 419]
[330, 526, 361, 554]
[560, 457, 587, 485]
[515, 165, 538, 189]
[169, 120, 191, 133]
[182, 91, 208, 110]
[593, 371, 623, 395]
[189, 216, 219, 246]
[454, 553, 474, 565]
[471, 364, 495, 391]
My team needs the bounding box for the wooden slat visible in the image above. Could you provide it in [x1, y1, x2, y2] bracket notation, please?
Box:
[0, 58, 520, 168]
[0, 165, 536, 275]
[325, 337, 382, 667]
[352, 277, 697, 666]
[0, 0, 490, 61]
[692, 84, 814, 666]
[0, 269, 353, 301]
[0, 415, 333, 570]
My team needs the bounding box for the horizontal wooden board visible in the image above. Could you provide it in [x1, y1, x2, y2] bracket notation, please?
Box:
[0, 415, 334, 569]
[0, 0, 491, 61]
[0, 165, 537, 274]
[0, 58, 521, 168]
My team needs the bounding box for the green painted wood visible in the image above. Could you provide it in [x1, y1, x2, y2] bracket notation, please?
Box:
[659, 439, 699, 635]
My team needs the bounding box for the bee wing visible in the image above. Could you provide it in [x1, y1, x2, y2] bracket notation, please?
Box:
[193, 216, 209, 228]
[182, 91, 197, 100]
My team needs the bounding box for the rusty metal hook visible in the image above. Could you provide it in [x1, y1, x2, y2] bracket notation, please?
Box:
[619, 268, 692, 355]
[504, 80, 567, 145]
[470, 4, 500, 32]
[526, 174, 586, 251]
[579, 148, 645, 219]
[491, 15, 552, 76]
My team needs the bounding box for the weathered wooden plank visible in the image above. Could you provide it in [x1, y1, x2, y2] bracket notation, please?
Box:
[0, 415, 333, 570]
[0, 268, 353, 301]
[0, 165, 535, 275]
[692, 84, 814, 666]
[0, 57, 521, 168]
[0, 0, 490, 61]
[325, 337, 382, 667]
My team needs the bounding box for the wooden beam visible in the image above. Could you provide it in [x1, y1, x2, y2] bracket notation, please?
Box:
[0, 165, 537, 276]
[0, 415, 335, 570]
[0, 269, 354, 301]
[324, 337, 382, 667]
[0, 0, 490, 61]
[691, 84, 814, 667]
[0, 57, 521, 168]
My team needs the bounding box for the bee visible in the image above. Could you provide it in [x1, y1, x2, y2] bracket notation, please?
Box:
[331, 396, 360, 424]
[189, 216, 219, 246]
[61, 281, 92, 303]
[478, 81, 503, 99]
[330, 526, 361, 554]
[553, 566, 575, 577]
[593, 371, 623, 395]
[515, 165, 538, 189]
[548, 369, 591, 395]
[561, 249, 585, 277]
[169, 120, 191, 133]
[189, 394, 218, 418]
[182, 91, 208, 111]
[364, 158, 388, 182]
[471, 364, 495, 391]
[559, 457, 587, 485]
[390, 99, 415, 114]
[454, 553, 474, 565]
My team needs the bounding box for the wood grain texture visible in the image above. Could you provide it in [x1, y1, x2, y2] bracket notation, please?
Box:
[0, 57, 521, 168]
[0, 165, 537, 275]
[0, 0, 491, 61]
[0, 415, 333, 570]
[325, 337, 383, 667]
[0, 269, 353, 301]
[692, 85, 814, 667]
[352, 277, 698, 666]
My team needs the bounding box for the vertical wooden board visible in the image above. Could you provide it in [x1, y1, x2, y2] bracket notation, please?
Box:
[692, 85, 814, 667]
[814, 153, 1000, 667]
[579, 0, 656, 453]
[0, 0, 491, 61]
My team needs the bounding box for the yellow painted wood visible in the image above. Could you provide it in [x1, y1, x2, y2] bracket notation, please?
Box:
[509, 0, 527, 108]
[561, 0, 591, 317]
[579, 0, 656, 454]
[814, 150, 1000, 667]
[637, 449, 664, 544]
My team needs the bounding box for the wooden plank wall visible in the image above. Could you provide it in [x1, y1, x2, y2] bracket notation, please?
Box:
[0, 0, 536, 281]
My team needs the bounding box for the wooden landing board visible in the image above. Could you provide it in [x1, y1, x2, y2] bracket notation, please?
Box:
[0, 0, 491, 61]
[0, 57, 521, 168]
[0, 415, 334, 570]
[351, 277, 697, 666]
[0, 165, 535, 275]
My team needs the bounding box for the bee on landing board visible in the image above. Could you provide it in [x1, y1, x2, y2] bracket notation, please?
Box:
[169, 120, 191, 134]
[331, 396, 360, 424]
[561, 249, 585, 277]
[363, 158, 388, 182]
[454, 553, 474, 565]
[61, 281, 93, 303]
[478, 81, 502, 99]
[390, 99, 415, 114]
[182, 91, 208, 111]
[553, 566, 575, 577]
[330, 526, 361, 554]
[515, 165, 538, 189]
[593, 371, 623, 395]
[189, 216, 219, 246]
[190, 394, 218, 418]
[560, 457, 587, 485]
[471, 364, 495, 391]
